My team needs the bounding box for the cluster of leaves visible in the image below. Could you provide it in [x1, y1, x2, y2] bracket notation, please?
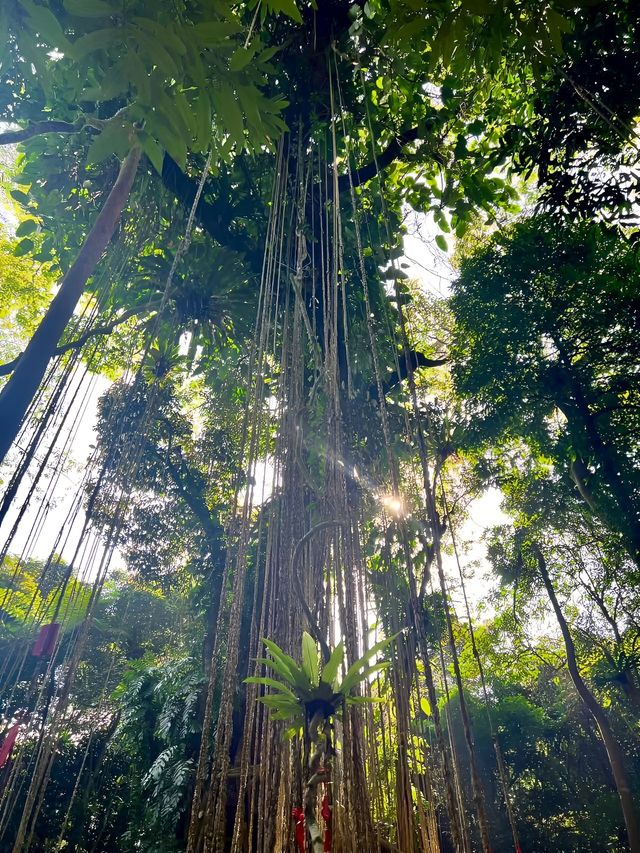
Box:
[2, 0, 291, 169]
[114, 655, 204, 848]
[247, 631, 397, 734]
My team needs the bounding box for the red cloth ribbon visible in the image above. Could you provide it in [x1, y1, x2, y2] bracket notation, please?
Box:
[321, 795, 332, 852]
[31, 623, 60, 658]
[0, 724, 20, 768]
[292, 807, 305, 853]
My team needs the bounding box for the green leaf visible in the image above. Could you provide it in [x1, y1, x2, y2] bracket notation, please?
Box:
[213, 84, 245, 148]
[283, 725, 301, 740]
[269, 708, 303, 721]
[145, 113, 187, 171]
[229, 46, 255, 71]
[244, 676, 298, 699]
[63, 0, 114, 17]
[301, 631, 319, 686]
[86, 121, 133, 165]
[139, 132, 164, 174]
[420, 696, 431, 716]
[14, 238, 34, 257]
[132, 17, 187, 56]
[268, 0, 303, 24]
[339, 632, 400, 696]
[321, 641, 344, 688]
[96, 60, 130, 100]
[193, 20, 241, 44]
[340, 661, 391, 696]
[257, 694, 299, 711]
[131, 26, 179, 80]
[546, 9, 573, 54]
[125, 50, 151, 102]
[435, 234, 448, 252]
[258, 45, 280, 62]
[15, 219, 38, 237]
[10, 190, 30, 205]
[193, 93, 212, 151]
[20, 0, 72, 51]
[172, 88, 198, 141]
[262, 639, 310, 693]
[70, 27, 124, 61]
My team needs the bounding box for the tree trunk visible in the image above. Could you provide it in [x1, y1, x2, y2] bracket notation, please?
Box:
[532, 543, 640, 853]
[0, 146, 141, 464]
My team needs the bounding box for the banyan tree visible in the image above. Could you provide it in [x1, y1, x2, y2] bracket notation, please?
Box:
[1, 0, 640, 851]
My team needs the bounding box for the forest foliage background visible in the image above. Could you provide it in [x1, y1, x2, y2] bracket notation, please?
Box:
[0, 0, 639, 851]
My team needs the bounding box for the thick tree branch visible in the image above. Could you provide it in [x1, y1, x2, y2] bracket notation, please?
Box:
[0, 120, 83, 146]
[160, 155, 257, 259]
[369, 350, 448, 401]
[0, 305, 155, 377]
[337, 126, 421, 193]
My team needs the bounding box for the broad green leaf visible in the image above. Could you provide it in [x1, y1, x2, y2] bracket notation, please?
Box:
[70, 27, 124, 61]
[258, 45, 280, 62]
[14, 238, 34, 257]
[193, 93, 212, 150]
[86, 121, 134, 165]
[125, 50, 151, 102]
[132, 17, 187, 56]
[301, 631, 319, 686]
[545, 9, 573, 54]
[262, 639, 310, 692]
[283, 725, 302, 740]
[338, 633, 399, 695]
[172, 88, 198, 141]
[435, 234, 448, 252]
[193, 20, 241, 44]
[269, 708, 304, 721]
[15, 219, 38, 237]
[63, 0, 114, 17]
[229, 46, 255, 71]
[131, 26, 179, 79]
[10, 190, 30, 205]
[340, 660, 391, 696]
[254, 657, 291, 678]
[420, 696, 431, 716]
[213, 84, 245, 149]
[96, 60, 131, 100]
[257, 694, 299, 711]
[145, 113, 187, 171]
[184, 38, 208, 88]
[268, 0, 303, 24]
[139, 132, 164, 174]
[20, 0, 72, 51]
[244, 676, 298, 699]
[321, 641, 344, 688]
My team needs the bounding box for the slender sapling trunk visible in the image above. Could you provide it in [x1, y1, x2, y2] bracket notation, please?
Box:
[533, 543, 640, 853]
[0, 146, 141, 463]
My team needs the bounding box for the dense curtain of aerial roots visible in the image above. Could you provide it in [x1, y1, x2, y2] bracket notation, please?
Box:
[0, 56, 524, 853]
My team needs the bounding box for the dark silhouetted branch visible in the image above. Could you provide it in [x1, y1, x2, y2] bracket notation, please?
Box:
[0, 121, 82, 145]
[337, 126, 422, 192]
[369, 350, 448, 401]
